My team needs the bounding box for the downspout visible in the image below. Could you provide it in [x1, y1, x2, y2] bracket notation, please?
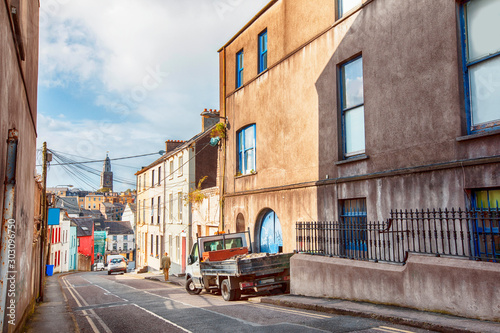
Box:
[220, 47, 227, 232]
[0, 129, 19, 330]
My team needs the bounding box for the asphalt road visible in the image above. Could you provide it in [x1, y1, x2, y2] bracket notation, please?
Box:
[61, 271, 436, 333]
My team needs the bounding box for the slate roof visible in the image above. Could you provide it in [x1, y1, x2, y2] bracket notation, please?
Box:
[71, 217, 94, 237]
[135, 123, 216, 175]
[55, 196, 80, 215]
[103, 221, 134, 235]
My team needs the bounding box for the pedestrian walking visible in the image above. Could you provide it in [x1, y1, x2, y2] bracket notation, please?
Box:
[160, 252, 171, 281]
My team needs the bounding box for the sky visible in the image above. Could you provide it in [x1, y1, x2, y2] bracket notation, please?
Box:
[37, 0, 270, 192]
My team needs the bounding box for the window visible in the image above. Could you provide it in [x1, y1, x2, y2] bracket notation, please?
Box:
[169, 193, 173, 221]
[143, 199, 146, 222]
[178, 192, 183, 222]
[340, 198, 367, 257]
[138, 176, 141, 191]
[237, 125, 256, 175]
[113, 235, 117, 241]
[471, 189, 500, 259]
[151, 198, 154, 224]
[124, 235, 128, 240]
[236, 50, 244, 88]
[151, 234, 154, 255]
[176, 236, 180, 261]
[337, 0, 362, 19]
[152, 170, 155, 187]
[461, 0, 500, 132]
[169, 234, 173, 257]
[178, 156, 183, 176]
[158, 166, 161, 185]
[157, 196, 161, 224]
[156, 235, 159, 256]
[339, 56, 365, 158]
[124, 243, 128, 251]
[258, 29, 267, 73]
[169, 160, 174, 179]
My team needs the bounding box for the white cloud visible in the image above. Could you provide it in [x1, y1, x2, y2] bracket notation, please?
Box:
[37, 0, 269, 191]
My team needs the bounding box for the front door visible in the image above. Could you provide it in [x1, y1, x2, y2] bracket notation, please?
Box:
[260, 210, 283, 253]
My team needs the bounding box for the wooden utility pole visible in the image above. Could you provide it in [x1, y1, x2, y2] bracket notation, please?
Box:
[38, 142, 48, 301]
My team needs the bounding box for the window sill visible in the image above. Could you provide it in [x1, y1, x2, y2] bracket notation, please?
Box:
[335, 154, 369, 165]
[234, 171, 257, 179]
[456, 128, 500, 142]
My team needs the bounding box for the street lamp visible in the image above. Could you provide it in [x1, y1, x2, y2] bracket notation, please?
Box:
[56, 185, 73, 187]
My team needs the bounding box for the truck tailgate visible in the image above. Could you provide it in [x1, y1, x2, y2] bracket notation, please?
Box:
[200, 253, 293, 277]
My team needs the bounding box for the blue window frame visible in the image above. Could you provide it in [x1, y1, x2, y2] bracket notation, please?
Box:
[237, 124, 256, 175]
[337, 0, 362, 19]
[236, 50, 244, 88]
[340, 199, 367, 256]
[258, 30, 267, 73]
[460, 0, 500, 133]
[470, 189, 500, 261]
[339, 56, 365, 158]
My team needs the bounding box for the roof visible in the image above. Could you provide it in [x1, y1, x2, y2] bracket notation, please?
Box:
[71, 217, 94, 237]
[135, 123, 217, 175]
[103, 221, 134, 235]
[218, 0, 277, 52]
[55, 196, 80, 214]
[125, 203, 136, 213]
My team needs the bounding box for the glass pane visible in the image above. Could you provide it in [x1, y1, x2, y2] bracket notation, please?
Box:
[469, 56, 500, 125]
[345, 105, 365, 154]
[340, 0, 362, 17]
[342, 58, 364, 109]
[244, 126, 255, 149]
[466, 0, 500, 61]
[244, 149, 255, 173]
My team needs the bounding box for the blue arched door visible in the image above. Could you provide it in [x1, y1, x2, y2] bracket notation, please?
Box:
[260, 210, 283, 253]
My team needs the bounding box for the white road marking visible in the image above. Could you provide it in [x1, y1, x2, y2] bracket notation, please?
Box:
[130, 303, 193, 333]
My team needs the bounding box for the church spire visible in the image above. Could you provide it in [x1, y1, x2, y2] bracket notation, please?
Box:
[100, 152, 113, 192]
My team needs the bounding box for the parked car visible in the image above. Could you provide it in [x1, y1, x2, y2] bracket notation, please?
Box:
[108, 258, 127, 275]
[96, 262, 105, 271]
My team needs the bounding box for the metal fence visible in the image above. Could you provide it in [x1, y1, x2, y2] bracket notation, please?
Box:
[296, 207, 500, 264]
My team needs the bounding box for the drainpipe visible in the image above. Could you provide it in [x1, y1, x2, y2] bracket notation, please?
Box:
[220, 47, 227, 232]
[0, 129, 19, 330]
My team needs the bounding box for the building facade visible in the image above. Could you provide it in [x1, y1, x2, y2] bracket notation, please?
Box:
[0, 0, 40, 328]
[218, 0, 500, 320]
[136, 114, 218, 273]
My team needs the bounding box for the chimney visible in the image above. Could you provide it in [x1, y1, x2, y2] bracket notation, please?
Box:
[165, 140, 184, 153]
[201, 108, 220, 132]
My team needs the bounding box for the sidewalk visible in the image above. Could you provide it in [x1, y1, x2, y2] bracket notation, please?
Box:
[23, 273, 78, 333]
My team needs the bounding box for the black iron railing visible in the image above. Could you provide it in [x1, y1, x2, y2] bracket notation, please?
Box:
[296, 207, 500, 264]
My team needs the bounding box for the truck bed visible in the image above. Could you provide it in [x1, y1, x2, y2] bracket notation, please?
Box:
[200, 252, 293, 277]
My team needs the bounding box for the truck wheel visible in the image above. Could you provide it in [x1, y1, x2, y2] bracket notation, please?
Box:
[186, 278, 202, 295]
[221, 279, 239, 301]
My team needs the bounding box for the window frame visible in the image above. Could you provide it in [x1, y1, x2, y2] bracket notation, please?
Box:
[258, 29, 268, 74]
[151, 170, 155, 187]
[236, 49, 244, 88]
[237, 124, 256, 175]
[459, 0, 500, 134]
[169, 160, 174, 179]
[339, 55, 365, 159]
[178, 156, 183, 177]
[337, 0, 362, 20]
[177, 192, 183, 222]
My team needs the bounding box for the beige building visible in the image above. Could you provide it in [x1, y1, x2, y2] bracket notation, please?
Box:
[135, 114, 218, 273]
[218, 0, 500, 320]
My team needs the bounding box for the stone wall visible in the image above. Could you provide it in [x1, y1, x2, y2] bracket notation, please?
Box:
[291, 253, 500, 321]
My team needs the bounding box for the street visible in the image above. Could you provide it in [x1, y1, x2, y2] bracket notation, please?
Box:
[61, 272, 435, 333]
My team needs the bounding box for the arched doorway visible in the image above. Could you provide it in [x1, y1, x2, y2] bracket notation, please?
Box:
[259, 210, 283, 253]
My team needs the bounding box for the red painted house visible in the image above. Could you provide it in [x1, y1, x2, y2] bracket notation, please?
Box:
[72, 217, 95, 268]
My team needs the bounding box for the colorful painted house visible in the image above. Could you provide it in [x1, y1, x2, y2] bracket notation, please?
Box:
[69, 222, 78, 271]
[72, 217, 95, 270]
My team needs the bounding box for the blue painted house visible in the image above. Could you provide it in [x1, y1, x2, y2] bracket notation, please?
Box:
[69, 221, 78, 271]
